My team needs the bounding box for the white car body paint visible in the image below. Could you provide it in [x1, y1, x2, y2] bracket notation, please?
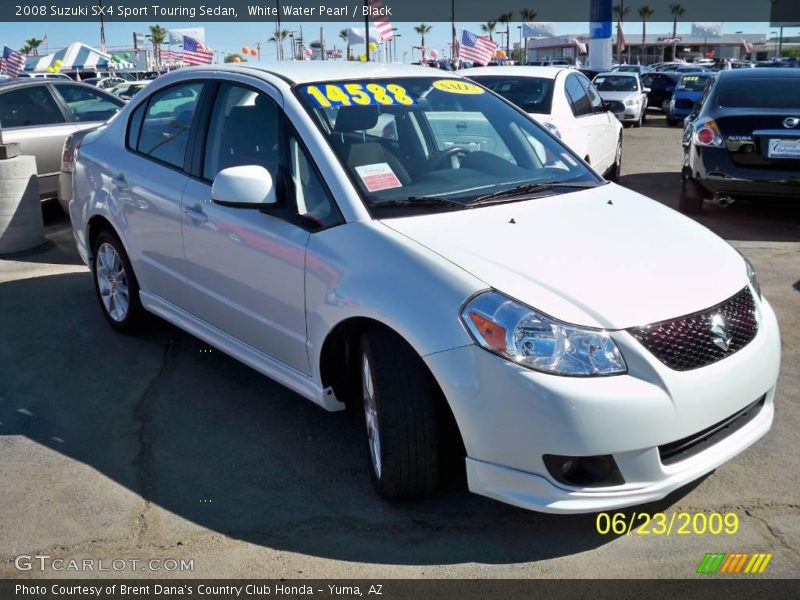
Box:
[70, 63, 780, 513]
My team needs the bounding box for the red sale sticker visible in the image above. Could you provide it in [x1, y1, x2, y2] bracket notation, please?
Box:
[354, 163, 403, 192]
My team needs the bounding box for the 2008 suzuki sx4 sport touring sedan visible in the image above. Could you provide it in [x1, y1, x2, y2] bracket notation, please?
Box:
[67, 64, 780, 513]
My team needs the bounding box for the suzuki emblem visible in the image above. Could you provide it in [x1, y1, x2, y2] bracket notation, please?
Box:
[784, 117, 800, 129]
[710, 314, 732, 351]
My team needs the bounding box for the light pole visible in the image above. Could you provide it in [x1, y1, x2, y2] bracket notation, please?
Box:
[517, 25, 522, 63]
[392, 32, 401, 63]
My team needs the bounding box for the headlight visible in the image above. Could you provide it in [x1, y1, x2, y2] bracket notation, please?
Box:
[625, 98, 639, 106]
[543, 121, 561, 139]
[742, 255, 761, 299]
[461, 291, 627, 376]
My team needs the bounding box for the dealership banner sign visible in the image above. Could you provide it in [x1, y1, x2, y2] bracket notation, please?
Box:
[6, 0, 800, 22]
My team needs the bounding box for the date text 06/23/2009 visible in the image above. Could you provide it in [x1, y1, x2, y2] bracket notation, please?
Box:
[596, 512, 740, 536]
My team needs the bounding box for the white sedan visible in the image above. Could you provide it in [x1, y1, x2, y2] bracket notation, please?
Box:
[593, 72, 650, 127]
[464, 66, 624, 180]
[67, 63, 779, 513]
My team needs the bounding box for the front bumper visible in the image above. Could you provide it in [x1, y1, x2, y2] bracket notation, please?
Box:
[424, 292, 780, 513]
[687, 145, 800, 198]
[615, 107, 642, 122]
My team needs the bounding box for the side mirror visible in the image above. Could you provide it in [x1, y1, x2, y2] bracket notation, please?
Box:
[212, 165, 277, 208]
[643, 87, 651, 94]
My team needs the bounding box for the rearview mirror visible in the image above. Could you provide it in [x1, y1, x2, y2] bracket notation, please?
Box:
[212, 165, 276, 208]
[603, 100, 625, 113]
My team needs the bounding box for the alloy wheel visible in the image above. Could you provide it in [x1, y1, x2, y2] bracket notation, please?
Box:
[362, 353, 382, 479]
[95, 242, 130, 322]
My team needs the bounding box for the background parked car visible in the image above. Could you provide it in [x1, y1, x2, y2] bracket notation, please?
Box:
[641, 72, 678, 113]
[109, 80, 150, 101]
[82, 76, 126, 90]
[680, 68, 800, 213]
[667, 73, 714, 126]
[15, 72, 72, 80]
[0, 79, 123, 204]
[612, 65, 652, 75]
[464, 66, 624, 180]
[592, 72, 649, 127]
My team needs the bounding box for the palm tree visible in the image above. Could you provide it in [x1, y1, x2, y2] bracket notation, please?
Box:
[339, 29, 350, 61]
[480, 21, 497, 42]
[19, 43, 32, 55]
[519, 9, 536, 65]
[669, 3, 687, 61]
[24, 37, 43, 56]
[414, 23, 432, 51]
[638, 5, 654, 64]
[147, 25, 168, 68]
[269, 29, 289, 60]
[497, 12, 514, 58]
[613, 3, 631, 62]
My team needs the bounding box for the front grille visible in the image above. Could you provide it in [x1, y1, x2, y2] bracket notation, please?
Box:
[659, 396, 765, 465]
[675, 98, 694, 110]
[628, 287, 758, 371]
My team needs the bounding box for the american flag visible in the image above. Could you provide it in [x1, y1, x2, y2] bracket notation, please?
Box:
[1, 45, 26, 77]
[368, 0, 394, 41]
[161, 49, 183, 62]
[459, 30, 496, 65]
[183, 35, 213, 65]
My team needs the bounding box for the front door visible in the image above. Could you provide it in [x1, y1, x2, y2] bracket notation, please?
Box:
[180, 80, 312, 373]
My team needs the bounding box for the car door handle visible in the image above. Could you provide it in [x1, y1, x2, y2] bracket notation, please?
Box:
[112, 174, 128, 189]
[183, 206, 208, 224]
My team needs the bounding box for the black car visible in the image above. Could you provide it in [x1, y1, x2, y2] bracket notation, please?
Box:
[679, 68, 800, 213]
[640, 72, 678, 113]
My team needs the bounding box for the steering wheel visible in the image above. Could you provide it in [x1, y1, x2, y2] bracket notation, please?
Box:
[432, 146, 470, 169]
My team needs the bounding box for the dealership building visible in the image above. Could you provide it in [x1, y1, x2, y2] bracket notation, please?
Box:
[525, 32, 768, 64]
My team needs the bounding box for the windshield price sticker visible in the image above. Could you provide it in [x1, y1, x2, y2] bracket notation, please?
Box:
[432, 80, 485, 95]
[304, 83, 416, 108]
[354, 163, 403, 191]
[683, 76, 699, 81]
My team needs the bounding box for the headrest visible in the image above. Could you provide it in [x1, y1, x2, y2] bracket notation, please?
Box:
[333, 105, 379, 132]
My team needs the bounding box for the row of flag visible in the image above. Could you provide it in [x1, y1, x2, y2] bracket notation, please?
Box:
[158, 36, 213, 65]
[0, 45, 26, 76]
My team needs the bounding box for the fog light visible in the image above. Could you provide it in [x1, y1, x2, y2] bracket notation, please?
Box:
[543, 454, 625, 487]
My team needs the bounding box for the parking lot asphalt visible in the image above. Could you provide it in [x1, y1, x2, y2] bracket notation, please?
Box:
[1, 111, 798, 579]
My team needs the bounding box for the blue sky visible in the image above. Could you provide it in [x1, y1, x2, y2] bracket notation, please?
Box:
[2, 21, 797, 59]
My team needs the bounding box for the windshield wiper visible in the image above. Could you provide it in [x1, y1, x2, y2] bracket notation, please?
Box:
[468, 181, 605, 206]
[372, 196, 469, 209]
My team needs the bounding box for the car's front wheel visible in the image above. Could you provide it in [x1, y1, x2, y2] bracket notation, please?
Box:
[359, 327, 440, 500]
[92, 229, 148, 333]
[607, 135, 623, 183]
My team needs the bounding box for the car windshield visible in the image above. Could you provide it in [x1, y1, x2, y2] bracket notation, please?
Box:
[465, 75, 554, 115]
[593, 75, 639, 92]
[716, 76, 800, 109]
[296, 77, 600, 210]
[677, 75, 710, 91]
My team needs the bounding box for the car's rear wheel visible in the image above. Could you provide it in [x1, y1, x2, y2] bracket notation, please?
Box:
[92, 229, 148, 333]
[359, 327, 439, 500]
[679, 174, 704, 214]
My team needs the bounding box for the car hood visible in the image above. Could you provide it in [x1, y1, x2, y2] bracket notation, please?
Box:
[598, 91, 639, 102]
[382, 184, 747, 330]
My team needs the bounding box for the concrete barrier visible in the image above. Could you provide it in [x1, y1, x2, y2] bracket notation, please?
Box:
[0, 145, 44, 255]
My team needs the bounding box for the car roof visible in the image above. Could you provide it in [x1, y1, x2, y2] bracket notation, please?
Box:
[595, 71, 639, 78]
[717, 67, 800, 79]
[176, 61, 469, 85]
[459, 66, 566, 79]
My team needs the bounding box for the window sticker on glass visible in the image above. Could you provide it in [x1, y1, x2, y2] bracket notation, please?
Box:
[303, 83, 416, 107]
[354, 163, 403, 192]
[432, 80, 484, 95]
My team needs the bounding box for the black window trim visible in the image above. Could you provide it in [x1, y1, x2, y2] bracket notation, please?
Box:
[124, 78, 209, 175]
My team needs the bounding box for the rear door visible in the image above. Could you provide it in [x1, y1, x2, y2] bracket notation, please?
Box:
[0, 84, 75, 198]
[565, 73, 615, 173]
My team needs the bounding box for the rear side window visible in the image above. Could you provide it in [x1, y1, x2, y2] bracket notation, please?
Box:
[135, 82, 203, 168]
[578, 75, 604, 112]
[565, 74, 592, 116]
[0, 86, 65, 127]
[54, 84, 123, 122]
[716, 77, 800, 109]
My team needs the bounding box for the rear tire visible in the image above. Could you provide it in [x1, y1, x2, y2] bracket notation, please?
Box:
[91, 229, 148, 333]
[359, 327, 440, 500]
[679, 174, 704, 214]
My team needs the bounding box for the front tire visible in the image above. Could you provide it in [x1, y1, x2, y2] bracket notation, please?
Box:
[360, 328, 440, 500]
[607, 136, 623, 183]
[92, 229, 148, 333]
